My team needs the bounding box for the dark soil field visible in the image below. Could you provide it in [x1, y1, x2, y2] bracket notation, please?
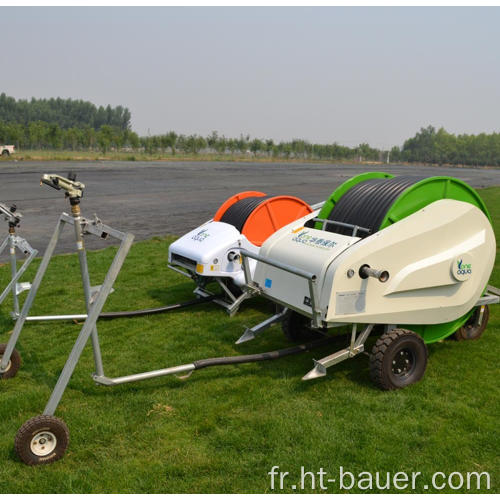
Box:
[1, 161, 499, 261]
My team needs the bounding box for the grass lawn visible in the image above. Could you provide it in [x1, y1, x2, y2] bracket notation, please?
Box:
[0, 187, 498, 493]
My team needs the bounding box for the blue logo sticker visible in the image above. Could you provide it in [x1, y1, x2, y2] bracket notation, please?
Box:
[265, 278, 272, 289]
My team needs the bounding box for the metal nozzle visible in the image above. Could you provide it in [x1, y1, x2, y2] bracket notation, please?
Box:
[0, 202, 22, 226]
[40, 174, 85, 200]
[359, 264, 389, 283]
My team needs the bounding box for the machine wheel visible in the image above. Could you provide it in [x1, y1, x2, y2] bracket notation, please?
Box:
[454, 305, 489, 341]
[15, 415, 69, 465]
[370, 329, 428, 390]
[0, 343, 21, 379]
[1, 150, 9, 157]
[282, 310, 320, 342]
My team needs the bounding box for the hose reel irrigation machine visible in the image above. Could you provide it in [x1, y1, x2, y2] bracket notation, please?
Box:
[0, 171, 498, 466]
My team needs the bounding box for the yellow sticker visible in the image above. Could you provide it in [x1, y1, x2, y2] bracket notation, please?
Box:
[196, 264, 204, 273]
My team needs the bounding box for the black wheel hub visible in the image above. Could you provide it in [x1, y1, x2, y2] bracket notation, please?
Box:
[464, 308, 483, 337]
[391, 348, 414, 377]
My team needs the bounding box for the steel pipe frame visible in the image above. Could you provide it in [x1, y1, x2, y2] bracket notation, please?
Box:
[0, 209, 133, 380]
[8, 215, 127, 323]
[2, 204, 134, 420]
[239, 248, 322, 328]
[0, 233, 38, 317]
[302, 324, 375, 380]
[168, 262, 252, 317]
[43, 230, 134, 416]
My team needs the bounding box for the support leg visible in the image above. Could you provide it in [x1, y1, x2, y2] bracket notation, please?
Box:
[0, 235, 8, 255]
[72, 213, 104, 376]
[43, 233, 134, 416]
[0, 236, 11, 305]
[302, 324, 374, 381]
[235, 308, 288, 344]
[9, 235, 20, 316]
[0, 218, 65, 371]
[0, 240, 37, 309]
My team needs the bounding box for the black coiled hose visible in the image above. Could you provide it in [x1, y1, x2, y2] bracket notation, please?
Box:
[220, 196, 270, 232]
[324, 176, 425, 237]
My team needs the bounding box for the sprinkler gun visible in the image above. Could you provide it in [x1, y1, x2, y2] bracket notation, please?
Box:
[0, 202, 22, 228]
[40, 173, 85, 203]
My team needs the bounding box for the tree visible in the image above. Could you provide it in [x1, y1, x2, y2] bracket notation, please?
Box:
[249, 138, 263, 156]
[0, 94, 131, 131]
[128, 131, 140, 150]
[97, 125, 114, 154]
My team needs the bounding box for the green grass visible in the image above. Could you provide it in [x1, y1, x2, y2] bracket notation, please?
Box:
[1, 149, 385, 165]
[0, 189, 499, 493]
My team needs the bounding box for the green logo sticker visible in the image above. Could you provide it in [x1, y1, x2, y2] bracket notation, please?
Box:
[451, 254, 473, 281]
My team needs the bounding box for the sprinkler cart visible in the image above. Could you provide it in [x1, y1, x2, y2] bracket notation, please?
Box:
[1, 172, 498, 466]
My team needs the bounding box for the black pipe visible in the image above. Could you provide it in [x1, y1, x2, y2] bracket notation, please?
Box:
[192, 335, 337, 370]
[99, 295, 215, 319]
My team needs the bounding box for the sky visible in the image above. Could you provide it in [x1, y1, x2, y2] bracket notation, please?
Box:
[0, 6, 499, 149]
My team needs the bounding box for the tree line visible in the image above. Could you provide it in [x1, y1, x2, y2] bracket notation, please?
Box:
[0, 109, 499, 166]
[391, 126, 500, 167]
[0, 121, 382, 160]
[0, 93, 131, 131]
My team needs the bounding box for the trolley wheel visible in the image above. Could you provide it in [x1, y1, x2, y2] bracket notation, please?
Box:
[0, 343, 21, 379]
[454, 305, 489, 341]
[282, 310, 321, 342]
[15, 415, 69, 466]
[370, 329, 428, 390]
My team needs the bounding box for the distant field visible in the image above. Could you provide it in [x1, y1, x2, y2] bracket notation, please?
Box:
[1, 160, 500, 264]
[1, 149, 361, 163]
[0, 187, 498, 493]
[3, 149, 500, 169]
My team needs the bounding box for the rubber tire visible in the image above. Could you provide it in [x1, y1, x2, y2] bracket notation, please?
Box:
[1, 150, 9, 157]
[0, 343, 21, 379]
[370, 329, 428, 390]
[454, 305, 489, 341]
[15, 415, 70, 466]
[282, 310, 320, 342]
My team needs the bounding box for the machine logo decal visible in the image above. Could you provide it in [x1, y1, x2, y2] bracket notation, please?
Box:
[191, 229, 210, 242]
[451, 254, 473, 281]
[292, 230, 337, 249]
[456, 259, 472, 275]
[265, 279, 272, 289]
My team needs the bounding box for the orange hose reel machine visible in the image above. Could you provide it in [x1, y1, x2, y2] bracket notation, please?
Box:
[213, 191, 312, 246]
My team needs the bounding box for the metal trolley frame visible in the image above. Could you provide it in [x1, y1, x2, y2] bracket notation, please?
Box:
[0, 203, 37, 317]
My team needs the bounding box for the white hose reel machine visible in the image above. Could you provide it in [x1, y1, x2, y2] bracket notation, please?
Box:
[240, 173, 499, 387]
[168, 191, 315, 314]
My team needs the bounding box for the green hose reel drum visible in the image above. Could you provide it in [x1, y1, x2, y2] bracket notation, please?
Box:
[317, 172, 492, 343]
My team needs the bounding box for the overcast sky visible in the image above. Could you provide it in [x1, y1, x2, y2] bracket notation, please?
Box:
[1, 7, 499, 148]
